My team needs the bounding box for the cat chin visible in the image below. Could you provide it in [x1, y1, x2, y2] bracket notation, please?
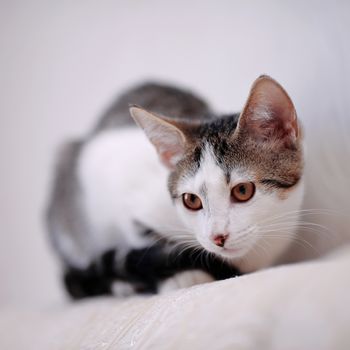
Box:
[221, 248, 249, 258]
[199, 242, 250, 261]
[217, 248, 251, 261]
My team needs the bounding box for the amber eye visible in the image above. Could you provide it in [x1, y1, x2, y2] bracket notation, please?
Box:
[231, 182, 255, 202]
[182, 193, 203, 211]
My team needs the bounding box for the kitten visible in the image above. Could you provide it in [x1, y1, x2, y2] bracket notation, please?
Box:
[46, 75, 304, 298]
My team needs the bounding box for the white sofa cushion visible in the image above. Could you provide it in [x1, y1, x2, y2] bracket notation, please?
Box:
[1, 245, 349, 350]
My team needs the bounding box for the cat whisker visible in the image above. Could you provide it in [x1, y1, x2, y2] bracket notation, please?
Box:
[258, 221, 336, 239]
[259, 234, 319, 254]
[255, 208, 340, 228]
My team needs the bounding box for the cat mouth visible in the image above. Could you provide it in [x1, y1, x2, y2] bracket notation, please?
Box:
[220, 247, 243, 257]
[199, 238, 247, 258]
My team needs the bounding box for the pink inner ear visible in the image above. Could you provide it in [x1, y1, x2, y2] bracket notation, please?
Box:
[151, 129, 186, 169]
[248, 106, 297, 142]
[159, 146, 184, 169]
[241, 77, 298, 148]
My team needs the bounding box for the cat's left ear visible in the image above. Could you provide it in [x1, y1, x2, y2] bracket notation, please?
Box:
[237, 75, 300, 148]
[130, 106, 187, 169]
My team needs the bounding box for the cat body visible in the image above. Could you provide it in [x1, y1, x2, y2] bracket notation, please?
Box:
[49, 84, 209, 270]
[47, 77, 304, 298]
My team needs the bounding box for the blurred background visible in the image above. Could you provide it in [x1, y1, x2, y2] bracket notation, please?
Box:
[0, 0, 349, 308]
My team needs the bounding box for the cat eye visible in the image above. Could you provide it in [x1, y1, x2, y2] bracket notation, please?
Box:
[231, 182, 255, 202]
[182, 193, 203, 211]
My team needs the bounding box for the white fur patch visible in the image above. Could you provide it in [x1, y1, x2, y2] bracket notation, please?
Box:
[78, 128, 184, 261]
[111, 281, 136, 297]
[158, 270, 214, 294]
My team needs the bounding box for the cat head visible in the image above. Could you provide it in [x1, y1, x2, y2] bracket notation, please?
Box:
[130, 76, 304, 270]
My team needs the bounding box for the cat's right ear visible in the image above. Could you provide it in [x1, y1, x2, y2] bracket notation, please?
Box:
[129, 106, 187, 169]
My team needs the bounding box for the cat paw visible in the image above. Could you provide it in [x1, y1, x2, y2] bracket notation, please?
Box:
[111, 281, 136, 297]
[158, 270, 214, 294]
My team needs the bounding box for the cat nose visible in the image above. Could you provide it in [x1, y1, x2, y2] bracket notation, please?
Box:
[212, 234, 229, 247]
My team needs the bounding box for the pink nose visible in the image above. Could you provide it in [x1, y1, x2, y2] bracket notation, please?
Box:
[212, 234, 228, 247]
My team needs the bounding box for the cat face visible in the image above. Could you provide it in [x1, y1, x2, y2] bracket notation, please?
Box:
[130, 76, 304, 268]
[170, 144, 304, 264]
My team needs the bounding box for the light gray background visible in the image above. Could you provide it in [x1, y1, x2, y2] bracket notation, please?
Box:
[1, 0, 349, 307]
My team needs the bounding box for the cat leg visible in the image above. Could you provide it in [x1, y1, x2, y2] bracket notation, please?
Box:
[64, 266, 113, 299]
[124, 243, 239, 294]
[158, 270, 214, 294]
[64, 268, 139, 298]
[63, 250, 120, 299]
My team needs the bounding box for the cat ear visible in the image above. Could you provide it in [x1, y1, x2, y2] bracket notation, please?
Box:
[129, 106, 187, 169]
[237, 75, 299, 148]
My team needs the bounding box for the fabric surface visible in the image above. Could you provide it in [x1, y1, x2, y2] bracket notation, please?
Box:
[1, 245, 349, 350]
